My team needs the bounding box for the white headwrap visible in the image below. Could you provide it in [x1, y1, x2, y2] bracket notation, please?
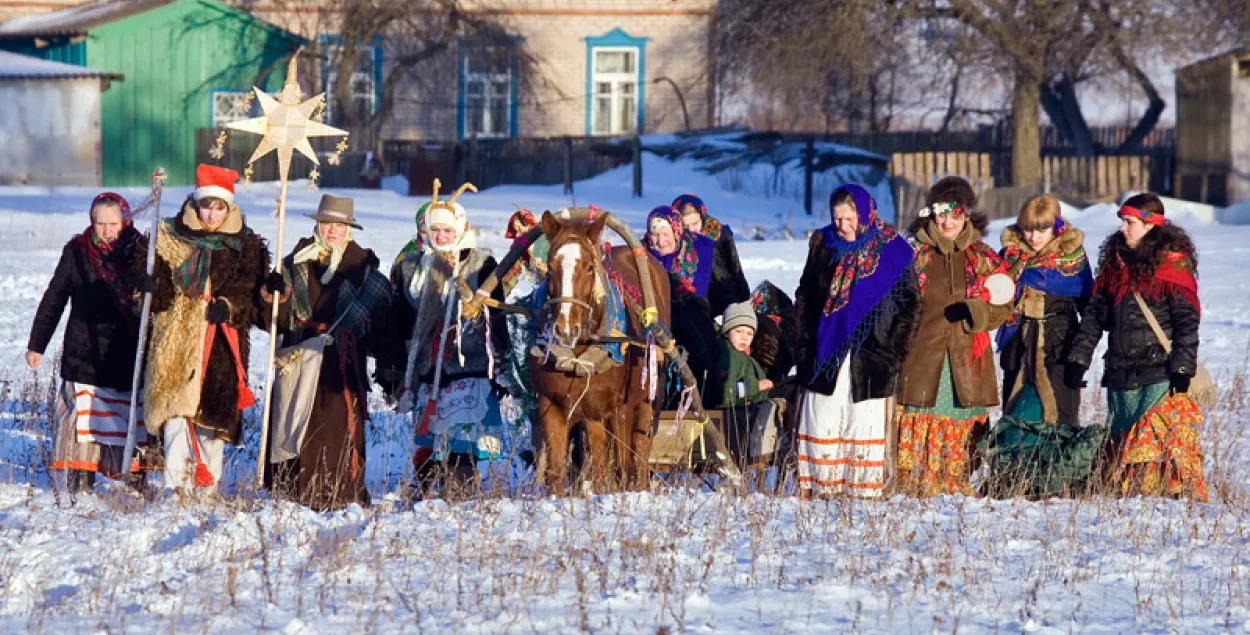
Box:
[292, 224, 353, 284]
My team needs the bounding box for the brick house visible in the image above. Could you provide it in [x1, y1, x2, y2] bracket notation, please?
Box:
[1175, 49, 1250, 206]
[249, 0, 719, 141]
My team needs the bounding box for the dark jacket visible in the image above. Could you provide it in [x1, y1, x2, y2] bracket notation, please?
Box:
[898, 222, 1013, 409]
[28, 228, 144, 391]
[1068, 230, 1200, 391]
[794, 231, 921, 401]
[997, 225, 1090, 426]
[708, 227, 751, 317]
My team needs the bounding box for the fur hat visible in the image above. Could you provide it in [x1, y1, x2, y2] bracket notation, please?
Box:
[721, 300, 757, 334]
[194, 164, 238, 205]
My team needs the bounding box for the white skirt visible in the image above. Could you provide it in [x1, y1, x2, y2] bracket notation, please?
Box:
[796, 359, 893, 497]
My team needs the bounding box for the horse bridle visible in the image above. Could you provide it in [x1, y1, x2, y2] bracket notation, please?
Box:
[546, 237, 606, 345]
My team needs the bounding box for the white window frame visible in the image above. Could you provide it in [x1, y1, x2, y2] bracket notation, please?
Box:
[211, 90, 255, 127]
[324, 44, 378, 125]
[590, 46, 640, 136]
[462, 48, 513, 139]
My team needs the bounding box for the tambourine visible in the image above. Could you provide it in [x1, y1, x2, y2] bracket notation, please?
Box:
[982, 273, 1017, 307]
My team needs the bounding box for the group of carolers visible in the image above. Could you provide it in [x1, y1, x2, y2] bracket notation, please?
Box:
[27, 162, 1210, 510]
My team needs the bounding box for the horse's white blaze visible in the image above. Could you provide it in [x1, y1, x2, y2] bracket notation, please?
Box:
[554, 243, 582, 327]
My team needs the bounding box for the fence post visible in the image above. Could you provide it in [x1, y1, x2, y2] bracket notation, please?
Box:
[803, 136, 815, 215]
[632, 135, 643, 198]
[468, 135, 480, 187]
[563, 136, 574, 195]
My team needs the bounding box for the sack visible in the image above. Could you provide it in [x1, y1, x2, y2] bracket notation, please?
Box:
[1132, 293, 1216, 408]
[269, 335, 327, 463]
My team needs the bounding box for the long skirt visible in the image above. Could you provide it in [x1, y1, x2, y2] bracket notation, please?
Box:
[1107, 382, 1208, 501]
[414, 377, 504, 461]
[796, 359, 891, 498]
[50, 380, 147, 478]
[895, 355, 988, 497]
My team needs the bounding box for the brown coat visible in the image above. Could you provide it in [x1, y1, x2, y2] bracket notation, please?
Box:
[898, 222, 1012, 409]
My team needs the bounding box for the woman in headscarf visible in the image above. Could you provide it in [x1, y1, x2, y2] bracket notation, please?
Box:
[262, 194, 399, 511]
[645, 205, 718, 394]
[895, 177, 1013, 497]
[139, 164, 270, 494]
[27, 192, 146, 493]
[500, 205, 549, 297]
[1067, 192, 1208, 500]
[982, 195, 1098, 497]
[390, 180, 508, 499]
[793, 184, 919, 498]
[393, 201, 431, 269]
[673, 193, 751, 316]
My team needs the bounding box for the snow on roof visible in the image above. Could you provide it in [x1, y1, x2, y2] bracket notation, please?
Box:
[0, 50, 121, 80]
[0, 0, 172, 38]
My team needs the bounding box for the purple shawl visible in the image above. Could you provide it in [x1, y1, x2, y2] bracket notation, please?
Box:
[813, 184, 914, 379]
[646, 205, 714, 298]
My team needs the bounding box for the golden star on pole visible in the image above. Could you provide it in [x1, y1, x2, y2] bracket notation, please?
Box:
[226, 54, 347, 182]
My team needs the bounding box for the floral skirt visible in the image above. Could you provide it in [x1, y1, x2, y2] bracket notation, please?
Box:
[896, 356, 988, 497]
[1109, 386, 1208, 501]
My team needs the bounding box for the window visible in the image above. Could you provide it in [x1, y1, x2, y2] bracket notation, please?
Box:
[461, 47, 515, 138]
[211, 90, 257, 127]
[320, 35, 383, 126]
[584, 29, 648, 136]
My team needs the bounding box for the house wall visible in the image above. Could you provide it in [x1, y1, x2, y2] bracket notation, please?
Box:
[246, 0, 717, 140]
[1231, 57, 1250, 204]
[0, 77, 101, 186]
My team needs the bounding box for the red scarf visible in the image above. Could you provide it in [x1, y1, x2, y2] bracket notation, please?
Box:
[1096, 249, 1200, 316]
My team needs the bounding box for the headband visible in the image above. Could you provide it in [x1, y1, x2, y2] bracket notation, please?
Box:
[1118, 205, 1164, 226]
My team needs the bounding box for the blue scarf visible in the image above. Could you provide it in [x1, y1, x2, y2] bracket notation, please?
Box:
[812, 184, 914, 380]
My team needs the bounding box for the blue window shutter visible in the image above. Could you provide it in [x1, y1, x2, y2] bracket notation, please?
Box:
[456, 45, 467, 139]
[583, 28, 649, 136]
[371, 35, 383, 116]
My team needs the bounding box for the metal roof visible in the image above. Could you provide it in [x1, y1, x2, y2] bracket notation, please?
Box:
[0, 0, 174, 38]
[0, 49, 122, 80]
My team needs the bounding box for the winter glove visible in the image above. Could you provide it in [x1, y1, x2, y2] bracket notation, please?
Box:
[205, 298, 231, 324]
[264, 271, 286, 295]
[1063, 362, 1087, 390]
[134, 272, 156, 294]
[943, 301, 972, 325]
[1169, 372, 1192, 394]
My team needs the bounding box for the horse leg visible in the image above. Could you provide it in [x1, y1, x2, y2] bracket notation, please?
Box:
[537, 394, 570, 494]
[582, 418, 611, 493]
[610, 408, 635, 491]
[631, 401, 654, 491]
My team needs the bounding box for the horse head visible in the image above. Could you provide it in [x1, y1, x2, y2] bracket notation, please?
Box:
[542, 210, 611, 348]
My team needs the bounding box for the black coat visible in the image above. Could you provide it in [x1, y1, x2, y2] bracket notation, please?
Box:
[707, 227, 751, 317]
[28, 229, 143, 391]
[793, 232, 920, 400]
[1068, 237, 1200, 391]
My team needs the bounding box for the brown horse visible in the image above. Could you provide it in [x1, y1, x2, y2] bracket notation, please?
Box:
[529, 211, 671, 492]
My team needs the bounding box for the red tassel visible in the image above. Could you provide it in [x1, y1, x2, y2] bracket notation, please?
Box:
[236, 382, 256, 410]
[194, 462, 215, 488]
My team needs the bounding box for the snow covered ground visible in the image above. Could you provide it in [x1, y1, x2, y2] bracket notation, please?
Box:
[0, 157, 1248, 633]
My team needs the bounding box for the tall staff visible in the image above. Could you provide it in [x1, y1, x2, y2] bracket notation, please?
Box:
[121, 167, 167, 476]
[225, 53, 348, 487]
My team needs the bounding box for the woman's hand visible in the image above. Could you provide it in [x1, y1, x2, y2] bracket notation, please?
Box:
[25, 351, 41, 370]
[758, 379, 774, 392]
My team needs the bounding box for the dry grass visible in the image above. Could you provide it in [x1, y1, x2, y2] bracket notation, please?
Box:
[0, 368, 1246, 633]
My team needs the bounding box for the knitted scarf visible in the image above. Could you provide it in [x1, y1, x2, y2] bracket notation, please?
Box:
[812, 184, 914, 379]
[167, 218, 244, 297]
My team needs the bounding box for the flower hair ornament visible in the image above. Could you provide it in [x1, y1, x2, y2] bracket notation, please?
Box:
[917, 201, 965, 219]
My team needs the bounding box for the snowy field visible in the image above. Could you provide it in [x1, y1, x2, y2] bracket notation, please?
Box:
[0, 157, 1249, 633]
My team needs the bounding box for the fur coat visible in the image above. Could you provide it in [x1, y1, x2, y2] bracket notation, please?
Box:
[140, 198, 269, 443]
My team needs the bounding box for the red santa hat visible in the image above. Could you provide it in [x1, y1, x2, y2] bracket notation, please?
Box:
[194, 164, 238, 205]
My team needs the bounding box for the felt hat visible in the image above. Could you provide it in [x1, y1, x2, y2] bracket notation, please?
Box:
[306, 194, 363, 230]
